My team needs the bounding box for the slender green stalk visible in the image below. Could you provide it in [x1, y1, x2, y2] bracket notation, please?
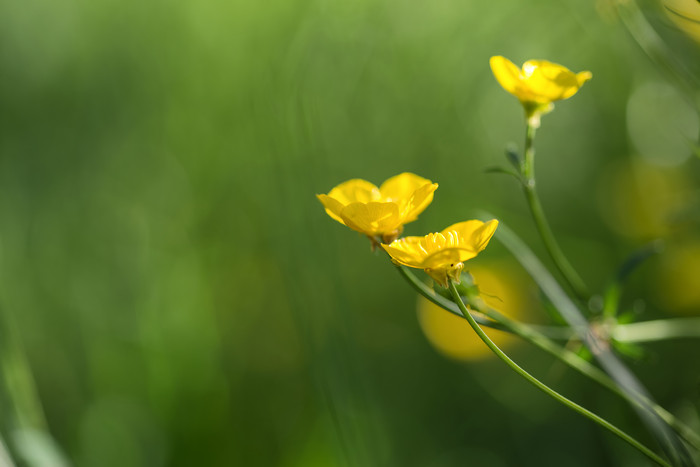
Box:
[602, 284, 622, 319]
[614, 318, 700, 343]
[400, 262, 700, 345]
[447, 280, 671, 467]
[493, 218, 693, 465]
[473, 301, 700, 452]
[520, 122, 589, 300]
[395, 265, 700, 451]
[395, 264, 573, 339]
[396, 264, 508, 331]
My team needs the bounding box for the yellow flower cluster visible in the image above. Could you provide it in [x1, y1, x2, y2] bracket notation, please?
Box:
[318, 172, 497, 285]
[317, 57, 590, 285]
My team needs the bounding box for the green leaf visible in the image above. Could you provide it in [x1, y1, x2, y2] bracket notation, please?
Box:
[617, 310, 639, 325]
[612, 340, 648, 361]
[505, 144, 522, 170]
[575, 344, 593, 362]
[603, 241, 663, 319]
[483, 165, 521, 181]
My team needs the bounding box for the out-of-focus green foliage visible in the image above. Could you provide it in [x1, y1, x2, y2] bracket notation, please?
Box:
[0, 0, 698, 465]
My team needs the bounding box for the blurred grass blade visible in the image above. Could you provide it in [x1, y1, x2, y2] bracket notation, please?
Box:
[614, 0, 700, 105]
[0, 309, 71, 467]
[488, 215, 693, 466]
[448, 281, 672, 467]
[12, 429, 70, 467]
[0, 435, 17, 467]
[614, 318, 700, 343]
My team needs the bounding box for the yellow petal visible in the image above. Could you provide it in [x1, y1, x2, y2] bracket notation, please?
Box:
[525, 60, 591, 102]
[340, 202, 401, 236]
[442, 219, 499, 252]
[419, 231, 457, 253]
[316, 194, 347, 224]
[384, 220, 497, 273]
[576, 71, 593, 87]
[381, 237, 426, 267]
[490, 55, 522, 97]
[327, 179, 381, 206]
[421, 247, 477, 269]
[379, 172, 433, 202]
[402, 182, 439, 223]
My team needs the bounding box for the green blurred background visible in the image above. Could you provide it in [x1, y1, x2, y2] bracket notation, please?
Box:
[1, 0, 699, 465]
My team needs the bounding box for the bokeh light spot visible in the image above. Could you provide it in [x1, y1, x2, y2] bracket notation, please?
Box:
[626, 81, 698, 167]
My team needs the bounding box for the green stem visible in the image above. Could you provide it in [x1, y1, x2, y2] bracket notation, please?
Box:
[602, 284, 621, 319]
[613, 318, 700, 343]
[447, 280, 671, 467]
[395, 266, 700, 451]
[472, 301, 700, 452]
[493, 218, 693, 465]
[521, 123, 589, 300]
[395, 264, 572, 339]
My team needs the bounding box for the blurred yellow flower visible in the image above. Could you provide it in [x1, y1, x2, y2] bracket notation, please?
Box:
[489, 55, 592, 124]
[381, 219, 498, 287]
[655, 240, 700, 315]
[317, 173, 438, 242]
[663, 0, 700, 45]
[417, 261, 534, 361]
[597, 158, 691, 240]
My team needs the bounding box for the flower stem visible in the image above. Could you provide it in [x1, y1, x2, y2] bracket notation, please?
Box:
[394, 265, 700, 451]
[521, 123, 589, 301]
[395, 264, 509, 332]
[447, 279, 671, 467]
[471, 300, 700, 452]
[613, 318, 700, 343]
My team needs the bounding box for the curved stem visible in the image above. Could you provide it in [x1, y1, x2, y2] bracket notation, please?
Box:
[394, 265, 700, 451]
[447, 280, 670, 467]
[521, 123, 589, 300]
[475, 303, 700, 452]
[494, 218, 693, 465]
[396, 265, 572, 339]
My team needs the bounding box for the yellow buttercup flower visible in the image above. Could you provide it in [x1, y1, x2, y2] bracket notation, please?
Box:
[317, 173, 438, 242]
[490, 55, 592, 125]
[381, 219, 498, 287]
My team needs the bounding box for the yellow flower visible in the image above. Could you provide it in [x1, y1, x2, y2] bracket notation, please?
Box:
[489, 55, 592, 125]
[381, 219, 498, 287]
[317, 173, 438, 242]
